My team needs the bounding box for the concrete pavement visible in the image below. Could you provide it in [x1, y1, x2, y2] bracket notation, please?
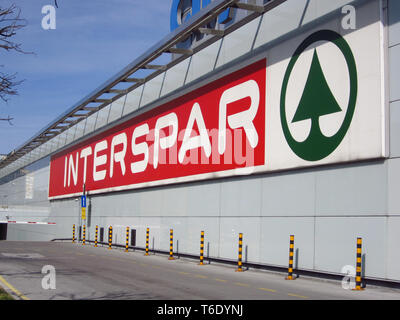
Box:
[0, 241, 399, 300]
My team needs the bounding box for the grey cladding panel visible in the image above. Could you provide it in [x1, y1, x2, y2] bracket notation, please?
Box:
[390, 45, 400, 103]
[389, 101, 400, 158]
[389, 0, 400, 47]
[315, 162, 387, 216]
[261, 171, 315, 216]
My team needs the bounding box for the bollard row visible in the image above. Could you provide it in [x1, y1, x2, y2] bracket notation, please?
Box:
[285, 235, 295, 280]
[70, 224, 365, 289]
[125, 227, 130, 253]
[94, 225, 98, 247]
[145, 228, 150, 256]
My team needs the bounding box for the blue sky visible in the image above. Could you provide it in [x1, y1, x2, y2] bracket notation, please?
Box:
[0, 0, 172, 154]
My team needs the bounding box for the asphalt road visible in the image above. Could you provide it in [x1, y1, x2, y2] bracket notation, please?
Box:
[0, 241, 399, 301]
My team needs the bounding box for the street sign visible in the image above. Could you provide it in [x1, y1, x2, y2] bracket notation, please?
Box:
[81, 195, 86, 220]
[81, 195, 86, 208]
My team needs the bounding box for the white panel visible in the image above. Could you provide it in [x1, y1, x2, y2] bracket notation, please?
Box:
[302, 0, 355, 25]
[55, 131, 68, 149]
[107, 96, 126, 124]
[161, 58, 191, 96]
[94, 104, 111, 130]
[122, 86, 143, 116]
[64, 126, 77, 145]
[185, 40, 221, 84]
[215, 17, 261, 68]
[73, 118, 87, 140]
[140, 73, 164, 107]
[84, 112, 98, 135]
[254, 0, 308, 49]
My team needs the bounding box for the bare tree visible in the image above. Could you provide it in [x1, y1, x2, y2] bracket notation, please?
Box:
[0, 3, 30, 123]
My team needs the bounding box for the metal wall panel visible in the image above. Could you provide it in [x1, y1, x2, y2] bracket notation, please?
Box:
[390, 101, 400, 158]
[386, 216, 400, 280]
[161, 59, 191, 97]
[389, 44, 400, 103]
[315, 161, 387, 216]
[218, 217, 261, 262]
[259, 217, 315, 269]
[220, 177, 262, 217]
[141, 74, 165, 107]
[122, 87, 142, 116]
[260, 170, 315, 217]
[215, 17, 261, 68]
[389, 0, 400, 47]
[387, 157, 400, 214]
[314, 216, 387, 279]
[185, 40, 222, 84]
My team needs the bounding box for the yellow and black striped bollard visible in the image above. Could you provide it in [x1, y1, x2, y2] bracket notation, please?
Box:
[199, 231, 205, 265]
[168, 229, 175, 260]
[82, 225, 86, 246]
[145, 228, 150, 256]
[125, 227, 130, 252]
[353, 237, 364, 291]
[286, 235, 295, 280]
[235, 233, 243, 272]
[94, 225, 98, 247]
[72, 224, 75, 243]
[108, 226, 113, 250]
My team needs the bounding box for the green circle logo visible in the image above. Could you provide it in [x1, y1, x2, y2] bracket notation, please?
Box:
[280, 30, 358, 161]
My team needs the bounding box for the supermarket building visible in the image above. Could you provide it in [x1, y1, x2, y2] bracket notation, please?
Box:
[0, 0, 400, 284]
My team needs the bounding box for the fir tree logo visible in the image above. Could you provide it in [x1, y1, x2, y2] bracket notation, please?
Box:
[280, 30, 358, 161]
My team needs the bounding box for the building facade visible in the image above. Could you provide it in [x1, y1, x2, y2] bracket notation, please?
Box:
[1, 0, 399, 283]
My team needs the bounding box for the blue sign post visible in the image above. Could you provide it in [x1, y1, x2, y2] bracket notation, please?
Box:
[81, 195, 86, 220]
[81, 195, 86, 208]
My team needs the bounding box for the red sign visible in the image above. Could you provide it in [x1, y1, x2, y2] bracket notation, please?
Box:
[48, 59, 266, 199]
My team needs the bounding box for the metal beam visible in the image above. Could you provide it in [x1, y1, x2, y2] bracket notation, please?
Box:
[167, 48, 193, 55]
[93, 99, 112, 104]
[198, 28, 225, 36]
[108, 89, 128, 94]
[143, 64, 167, 71]
[233, 2, 265, 13]
[81, 106, 100, 111]
[123, 78, 146, 83]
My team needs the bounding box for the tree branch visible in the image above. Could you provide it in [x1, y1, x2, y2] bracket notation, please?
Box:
[0, 4, 31, 111]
